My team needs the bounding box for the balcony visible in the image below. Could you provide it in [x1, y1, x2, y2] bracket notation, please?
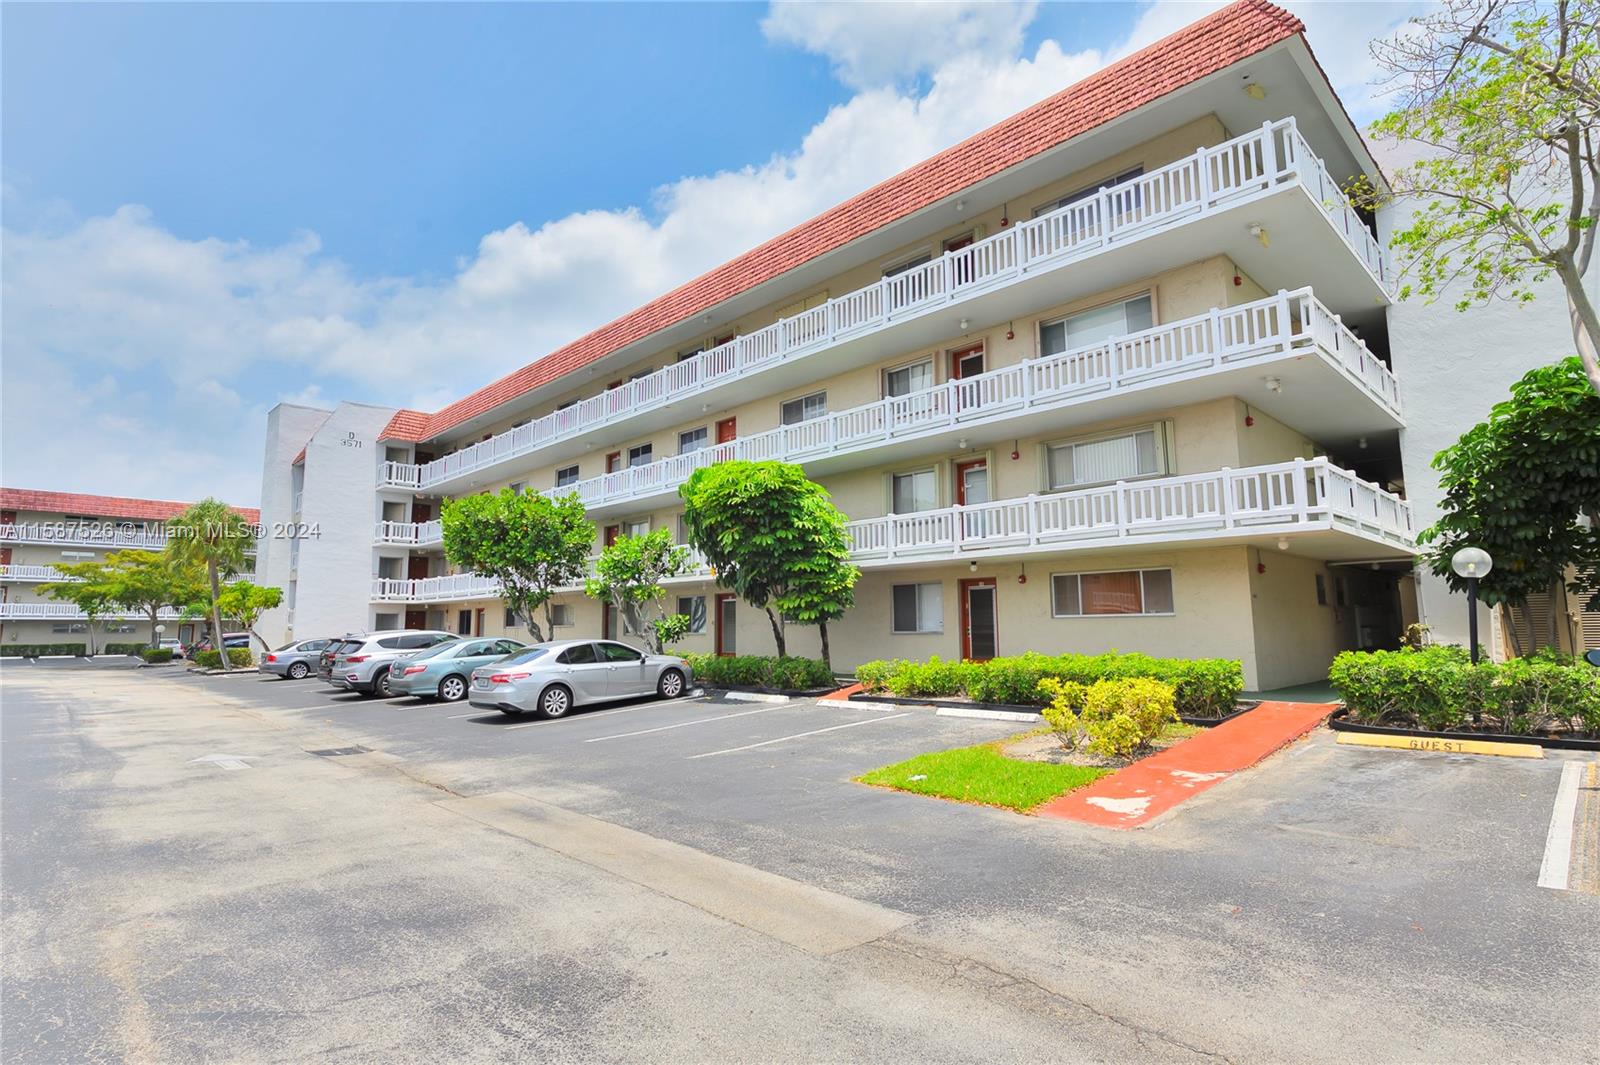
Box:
[553, 289, 1400, 517]
[370, 460, 1412, 604]
[0, 564, 73, 582]
[847, 458, 1413, 565]
[375, 519, 443, 546]
[379, 118, 1393, 496]
[0, 603, 190, 620]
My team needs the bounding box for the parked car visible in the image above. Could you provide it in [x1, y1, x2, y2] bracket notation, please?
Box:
[387, 636, 527, 701]
[189, 632, 252, 658]
[157, 638, 184, 655]
[467, 639, 692, 718]
[328, 630, 458, 697]
[261, 637, 335, 680]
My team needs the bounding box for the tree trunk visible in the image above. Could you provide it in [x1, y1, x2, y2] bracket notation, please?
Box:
[764, 606, 786, 657]
[818, 620, 831, 670]
[86, 617, 98, 656]
[208, 561, 229, 671]
[1557, 259, 1600, 397]
[149, 608, 160, 651]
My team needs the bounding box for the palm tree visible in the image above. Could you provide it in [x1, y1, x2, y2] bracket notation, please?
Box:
[167, 499, 252, 670]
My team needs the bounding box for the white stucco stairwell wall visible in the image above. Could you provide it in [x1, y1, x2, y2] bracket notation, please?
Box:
[255, 403, 332, 647]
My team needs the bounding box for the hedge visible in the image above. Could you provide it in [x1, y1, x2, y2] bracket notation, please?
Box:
[194, 648, 255, 669]
[140, 648, 175, 663]
[682, 653, 835, 691]
[856, 651, 1243, 718]
[1329, 647, 1600, 736]
[0, 644, 87, 657]
[105, 643, 148, 656]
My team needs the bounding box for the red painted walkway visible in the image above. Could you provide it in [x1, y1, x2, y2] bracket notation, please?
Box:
[1033, 701, 1336, 829]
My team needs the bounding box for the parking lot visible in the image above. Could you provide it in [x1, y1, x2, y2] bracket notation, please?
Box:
[5, 659, 1598, 1063]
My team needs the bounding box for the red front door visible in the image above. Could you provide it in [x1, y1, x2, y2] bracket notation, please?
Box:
[606, 451, 623, 473]
[604, 525, 620, 548]
[951, 343, 985, 379]
[411, 502, 433, 522]
[474, 608, 485, 637]
[959, 578, 998, 661]
[715, 417, 736, 443]
[407, 557, 430, 580]
[405, 609, 425, 629]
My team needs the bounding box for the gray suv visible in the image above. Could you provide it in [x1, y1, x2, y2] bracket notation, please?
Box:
[328, 630, 458, 697]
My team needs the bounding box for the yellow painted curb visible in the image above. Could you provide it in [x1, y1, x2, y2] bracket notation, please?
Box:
[1336, 732, 1543, 758]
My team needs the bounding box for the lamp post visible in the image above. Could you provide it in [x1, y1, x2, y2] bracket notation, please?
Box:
[154, 623, 166, 654]
[1449, 548, 1493, 664]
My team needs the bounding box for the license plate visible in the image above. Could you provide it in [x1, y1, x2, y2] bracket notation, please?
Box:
[473, 677, 489, 688]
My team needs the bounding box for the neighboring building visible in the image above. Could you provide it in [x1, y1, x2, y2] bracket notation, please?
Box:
[1378, 139, 1600, 657]
[260, 0, 1423, 690]
[0, 488, 261, 649]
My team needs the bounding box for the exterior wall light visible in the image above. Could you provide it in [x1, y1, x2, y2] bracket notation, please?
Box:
[1450, 547, 1494, 663]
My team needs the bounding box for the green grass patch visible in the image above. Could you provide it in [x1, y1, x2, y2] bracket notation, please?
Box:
[855, 743, 1110, 813]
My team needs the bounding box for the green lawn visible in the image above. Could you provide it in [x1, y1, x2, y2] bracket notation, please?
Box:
[855, 743, 1110, 813]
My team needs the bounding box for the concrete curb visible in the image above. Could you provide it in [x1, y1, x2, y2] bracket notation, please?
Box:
[935, 706, 1043, 723]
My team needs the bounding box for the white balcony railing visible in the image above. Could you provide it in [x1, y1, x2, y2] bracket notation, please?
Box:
[375, 519, 443, 546]
[848, 458, 1413, 560]
[0, 523, 171, 550]
[381, 119, 1393, 493]
[0, 603, 191, 620]
[371, 460, 1412, 603]
[0, 564, 73, 582]
[552, 288, 1397, 512]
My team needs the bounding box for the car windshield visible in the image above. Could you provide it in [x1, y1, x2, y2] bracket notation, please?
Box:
[494, 647, 552, 667]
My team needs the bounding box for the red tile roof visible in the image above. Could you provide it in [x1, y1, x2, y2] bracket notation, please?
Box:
[377, 409, 432, 443]
[381, 0, 1303, 444]
[0, 488, 261, 524]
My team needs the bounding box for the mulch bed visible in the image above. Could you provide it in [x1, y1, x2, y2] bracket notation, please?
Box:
[1327, 709, 1600, 751]
[848, 690, 1257, 727]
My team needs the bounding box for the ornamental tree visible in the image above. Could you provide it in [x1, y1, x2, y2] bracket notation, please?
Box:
[1419, 355, 1600, 651]
[99, 549, 208, 649]
[1368, 0, 1600, 394]
[214, 580, 285, 653]
[680, 460, 859, 666]
[585, 527, 693, 653]
[167, 499, 255, 671]
[40, 559, 118, 655]
[440, 489, 593, 643]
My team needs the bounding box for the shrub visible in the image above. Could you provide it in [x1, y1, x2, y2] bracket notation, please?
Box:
[856, 651, 1242, 717]
[682, 653, 833, 691]
[140, 648, 175, 663]
[1038, 677, 1089, 749]
[1487, 657, 1600, 734]
[194, 648, 254, 669]
[0, 643, 87, 657]
[1078, 677, 1178, 758]
[1329, 648, 1485, 730]
[104, 643, 147, 656]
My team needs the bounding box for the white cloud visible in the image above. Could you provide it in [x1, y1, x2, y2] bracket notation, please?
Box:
[762, 1, 1038, 88]
[1, 1, 1422, 507]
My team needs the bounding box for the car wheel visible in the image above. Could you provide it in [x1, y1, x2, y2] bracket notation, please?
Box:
[439, 675, 467, 702]
[287, 661, 309, 680]
[657, 669, 686, 699]
[539, 684, 572, 719]
[373, 673, 393, 698]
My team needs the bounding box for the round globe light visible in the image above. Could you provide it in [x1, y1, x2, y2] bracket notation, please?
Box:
[155, 624, 167, 634]
[1450, 547, 1493, 579]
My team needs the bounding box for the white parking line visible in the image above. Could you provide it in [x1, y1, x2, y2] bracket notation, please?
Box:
[584, 705, 782, 742]
[1538, 761, 1585, 890]
[688, 713, 912, 759]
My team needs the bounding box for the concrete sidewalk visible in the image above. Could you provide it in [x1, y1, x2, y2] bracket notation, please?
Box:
[1034, 701, 1336, 829]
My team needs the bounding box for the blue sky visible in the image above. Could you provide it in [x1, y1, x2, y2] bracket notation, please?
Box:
[1, 2, 1421, 505]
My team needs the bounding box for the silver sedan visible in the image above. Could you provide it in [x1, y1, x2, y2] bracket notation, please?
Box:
[467, 639, 693, 718]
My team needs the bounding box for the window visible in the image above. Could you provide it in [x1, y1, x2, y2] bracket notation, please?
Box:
[551, 603, 574, 627]
[454, 639, 495, 657]
[776, 291, 828, 320]
[399, 633, 452, 649]
[1045, 424, 1166, 490]
[457, 610, 472, 635]
[883, 359, 933, 398]
[891, 583, 943, 634]
[677, 346, 703, 363]
[675, 513, 691, 545]
[555, 465, 579, 488]
[106, 623, 136, 634]
[504, 607, 520, 627]
[556, 399, 577, 411]
[628, 443, 653, 468]
[678, 595, 707, 634]
[1040, 293, 1153, 356]
[1033, 167, 1144, 217]
[557, 643, 597, 665]
[891, 470, 937, 513]
[599, 642, 644, 662]
[493, 639, 523, 654]
[882, 252, 932, 278]
[60, 550, 95, 561]
[622, 518, 650, 539]
[629, 368, 653, 381]
[679, 426, 708, 454]
[1051, 569, 1174, 617]
[1315, 574, 1328, 606]
[51, 623, 88, 634]
[780, 391, 827, 425]
[509, 482, 526, 495]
